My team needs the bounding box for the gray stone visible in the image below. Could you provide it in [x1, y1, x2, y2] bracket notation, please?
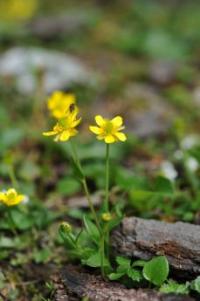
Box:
[0, 47, 96, 94]
[124, 83, 175, 137]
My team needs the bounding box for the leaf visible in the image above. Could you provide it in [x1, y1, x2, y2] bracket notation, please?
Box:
[83, 215, 100, 244]
[132, 259, 146, 267]
[190, 276, 200, 293]
[32, 248, 51, 263]
[108, 272, 124, 280]
[116, 256, 131, 269]
[127, 268, 142, 282]
[143, 256, 169, 286]
[154, 176, 174, 195]
[57, 177, 81, 196]
[10, 208, 34, 230]
[160, 280, 189, 294]
[82, 251, 109, 268]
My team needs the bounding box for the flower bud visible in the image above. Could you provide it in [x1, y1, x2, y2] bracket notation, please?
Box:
[102, 212, 112, 222]
[60, 222, 72, 233]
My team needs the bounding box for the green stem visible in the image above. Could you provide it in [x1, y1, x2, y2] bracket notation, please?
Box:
[100, 231, 105, 279]
[104, 144, 110, 259]
[8, 209, 17, 235]
[9, 166, 18, 188]
[104, 144, 110, 211]
[82, 178, 101, 231]
[69, 140, 101, 232]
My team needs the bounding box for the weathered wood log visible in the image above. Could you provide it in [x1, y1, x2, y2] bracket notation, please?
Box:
[56, 264, 194, 301]
[111, 217, 200, 277]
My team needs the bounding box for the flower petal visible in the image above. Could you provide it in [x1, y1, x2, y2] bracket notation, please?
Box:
[89, 126, 101, 134]
[95, 115, 106, 127]
[60, 130, 70, 141]
[105, 135, 116, 143]
[111, 116, 123, 127]
[115, 132, 127, 142]
[43, 131, 56, 136]
[0, 192, 6, 202]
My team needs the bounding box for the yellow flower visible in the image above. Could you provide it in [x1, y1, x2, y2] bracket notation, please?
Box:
[0, 188, 25, 207]
[0, 0, 38, 22]
[89, 115, 127, 144]
[47, 91, 76, 119]
[43, 107, 81, 142]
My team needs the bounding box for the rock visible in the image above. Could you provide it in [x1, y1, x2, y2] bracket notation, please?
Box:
[28, 10, 98, 40]
[0, 47, 96, 94]
[112, 216, 200, 278]
[149, 60, 178, 85]
[124, 83, 175, 138]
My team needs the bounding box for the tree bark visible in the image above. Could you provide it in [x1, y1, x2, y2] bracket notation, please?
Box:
[111, 217, 200, 278]
[54, 264, 194, 301]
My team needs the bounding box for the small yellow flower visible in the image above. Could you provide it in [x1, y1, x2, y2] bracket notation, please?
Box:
[102, 212, 112, 222]
[43, 107, 81, 142]
[0, 0, 38, 22]
[47, 91, 76, 119]
[89, 115, 127, 143]
[0, 188, 25, 207]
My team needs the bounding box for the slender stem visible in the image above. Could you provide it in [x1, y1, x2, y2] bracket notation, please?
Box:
[104, 144, 110, 211]
[82, 178, 101, 231]
[104, 144, 110, 259]
[8, 209, 17, 235]
[100, 231, 105, 279]
[9, 166, 18, 188]
[70, 140, 101, 232]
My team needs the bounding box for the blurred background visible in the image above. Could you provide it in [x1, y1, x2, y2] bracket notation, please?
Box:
[1, 0, 200, 299]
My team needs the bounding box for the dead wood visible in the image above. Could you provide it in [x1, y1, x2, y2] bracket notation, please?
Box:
[54, 264, 194, 301]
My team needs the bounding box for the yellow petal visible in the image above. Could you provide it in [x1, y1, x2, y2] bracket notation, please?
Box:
[60, 130, 70, 141]
[115, 132, 127, 142]
[16, 195, 25, 203]
[69, 129, 78, 137]
[111, 116, 123, 127]
[43, 131, 56, 136]
[54, 135, 60, 142]
[72, 117, 81, 127]
[89, 126, 101, 135]
[105, 135, 116, 143]
[95, 115, 106, 127]
[0, 192, 6, 202]
[7, 188, 17, 195]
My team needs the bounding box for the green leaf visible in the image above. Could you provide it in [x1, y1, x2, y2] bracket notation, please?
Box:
[160, 280, 189, 294]
[82, 251, 109, 268]
[127, 268, 142, 282]
[10, 208, 34, 230]
[130, 190, 154, 202]
[190, 276, 200, 293]
[154, 176, 174, 195]
[132, 259, 146, 267]
[83, 215, 100, 244]
[116, 256, 131, 269]
[32, 248, 51, 263]
[57, 177, 81, 196]
[143, 256, 169, 286]
[108, 272, 124, 280]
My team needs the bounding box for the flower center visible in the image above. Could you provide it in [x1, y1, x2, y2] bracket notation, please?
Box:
[104, 121, 114, 135]
[7, 191, 16, 201]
